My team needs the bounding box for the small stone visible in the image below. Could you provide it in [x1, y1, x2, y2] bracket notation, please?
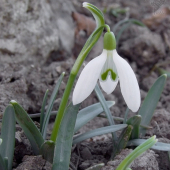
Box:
[79, 161, 91, 170]
[56, 66, 61, 73]
[81, 147, 93, 160]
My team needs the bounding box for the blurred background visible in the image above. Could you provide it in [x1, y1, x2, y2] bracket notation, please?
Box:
[1, 1, 170, 169]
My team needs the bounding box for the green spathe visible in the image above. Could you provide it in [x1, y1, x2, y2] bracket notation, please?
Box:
[104, 32, 116, 50]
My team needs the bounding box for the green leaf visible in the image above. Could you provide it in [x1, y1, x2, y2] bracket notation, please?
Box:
[73, 3, 105, 74]
[168, 151, 170, 163]
[117, 125, 133, 150]
[0, 105, 15, 170]
[157, 67, 170, 77]
[3, 158, 7, 170]
[116, 136, 157, 170]
[116, 22, 132, 46]
[127, 139, 170, 151]
[74, 101, 115, 133]
[111, 8, 128, 17]
[40, 89, 49, 132]
[112, 125, 133, 158]
[83, 2, 104, 27]
[40, 140, 55, 163]
[139, 124, 152, 129]
[73, 124, 127, 145]
[85, 163, 105, 170]
[10, 100, 44, 155]
[52, 103, 80, 170]
[41, 72, 65, 139]
[129, 19, 146, 26]
[98, 114, 124, 122]
[113, 19, 145, 33]
[138, 74, 167, 136]
[114, 19, 145, 47]
[94, 84, 117, 141]
[0, 155, 7, 170]
[29, 111, 57, 118]
[126, 115, 141, 140]
[75, 25, 105, 74]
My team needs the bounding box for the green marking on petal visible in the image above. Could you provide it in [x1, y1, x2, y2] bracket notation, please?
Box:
[101, 69, 117, 81]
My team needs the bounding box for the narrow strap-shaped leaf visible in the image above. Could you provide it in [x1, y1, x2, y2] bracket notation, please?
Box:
[113, 18, 145, 33]
[112, 125, 132, 158]
[40, 140, 55, 163]
[95, 84, 117, 141]
[3, 158, 8, 170]
[0, 155, 6, 170]
[41, 72, 65, 139]
[115, 19, 146, 47]
[157, 67, 170, 77]
[0, 105, 15, 170]
[74, 101, 115, 133]
[116, 136, 157, 170]
[10, 100, 44, 155]
[138, 74, 167, 136]
[85, 163, 105, 170]
[123, 107, 129, 123]
[52, 103, 80, 170]
[72, 3, 105, 74]
[74, 25, 105, 74]
[98, 114, 124, 122]
[117, 125, 133, 150]
[95, 114, 150, 130]
[29, 110, 57, 118]
[73, 124, 127, 145]
[127, 139, 170, 151]
[140, 124, 152, 129]
[116, 22, 132, 46]
[40, 89, 49, 132]
[126, 115, 141, 140]
[83, 2, 104, 28]
[81, 2, 104, 52]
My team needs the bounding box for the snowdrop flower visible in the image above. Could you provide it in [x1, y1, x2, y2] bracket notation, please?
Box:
[73, 32, 140, 112]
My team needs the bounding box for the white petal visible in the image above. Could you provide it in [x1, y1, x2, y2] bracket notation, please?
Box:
[113, 50, 141, 112]
[99, 75, 118, 94]
[73, 50, 107, 105]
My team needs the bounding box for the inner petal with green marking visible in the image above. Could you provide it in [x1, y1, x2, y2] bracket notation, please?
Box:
[100, 50, 118, 81]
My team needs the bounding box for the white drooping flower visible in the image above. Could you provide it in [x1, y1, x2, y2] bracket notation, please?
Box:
[73, 32, 141, 112]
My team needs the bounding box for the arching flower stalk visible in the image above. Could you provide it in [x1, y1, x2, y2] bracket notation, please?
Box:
[73, 31, 141, 112]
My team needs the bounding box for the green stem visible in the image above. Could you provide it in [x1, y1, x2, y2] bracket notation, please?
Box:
[123, 107, 129, 124]
[50, 2, 105, 142]
[104, 24, 110, 32]
[50, 73, 76, 141]
[50, 26, 105, 141]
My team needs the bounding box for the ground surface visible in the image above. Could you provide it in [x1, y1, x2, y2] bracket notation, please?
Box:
[1, 0, 170, 169]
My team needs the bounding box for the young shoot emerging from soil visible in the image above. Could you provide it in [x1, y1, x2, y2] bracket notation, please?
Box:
[73, 28, 141, 112]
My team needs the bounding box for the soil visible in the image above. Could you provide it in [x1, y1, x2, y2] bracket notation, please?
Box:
[1, 0, 170, 169]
